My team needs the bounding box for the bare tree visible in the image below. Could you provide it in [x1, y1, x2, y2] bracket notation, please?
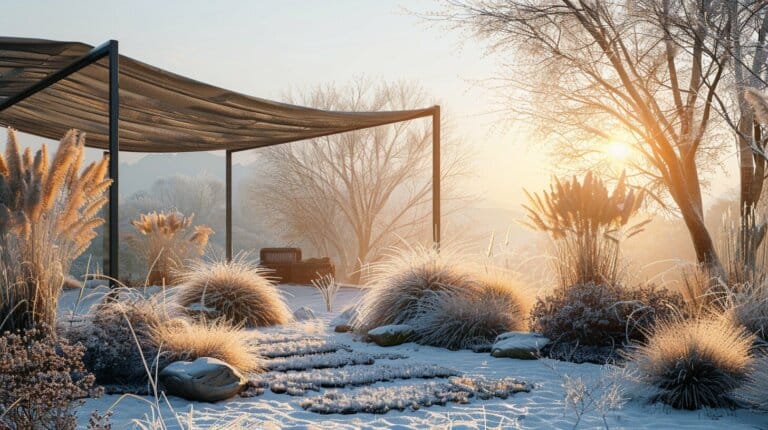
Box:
[440, 0, 749, 277]
[249, 80, 467, 283]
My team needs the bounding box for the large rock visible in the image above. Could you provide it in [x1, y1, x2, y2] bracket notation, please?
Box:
[491, 332, 551, 360]
[159, 357, 247, 402]
[368, 324, 413, 347]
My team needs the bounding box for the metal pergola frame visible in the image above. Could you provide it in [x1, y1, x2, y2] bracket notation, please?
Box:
[0, 39, 441, 282]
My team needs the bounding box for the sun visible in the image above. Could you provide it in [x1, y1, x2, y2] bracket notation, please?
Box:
[605, 140, 633, 163]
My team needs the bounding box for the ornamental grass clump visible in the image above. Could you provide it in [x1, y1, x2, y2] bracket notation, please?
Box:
[151, 319, 262, 374]
[410, 272, 530, 350]
[353, 247, 530, 350]
[125, 210, 213, 286]
[174, 254, 292, 327]
[0, 129, 111, 331]
[627, 316, 754, 410]
[523, 171, 647, 289]
[352, 246, 475, 334]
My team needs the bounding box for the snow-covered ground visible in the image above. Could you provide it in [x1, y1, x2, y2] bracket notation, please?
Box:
[60, 284, 767, 429]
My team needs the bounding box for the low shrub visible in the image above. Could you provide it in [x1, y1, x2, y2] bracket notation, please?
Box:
[627, 316, 754, 410]
[352, 247, 474, 333]
[0, 327, 100, 430]
[530, 282, 685, 348]
[410, 274, 529, 350]
[65, 292, 176, 385]
[174, 256, 292, 327]
[151, 319, 262, 374]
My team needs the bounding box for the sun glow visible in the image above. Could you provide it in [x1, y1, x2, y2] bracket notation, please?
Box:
[605, 140, 633, 163]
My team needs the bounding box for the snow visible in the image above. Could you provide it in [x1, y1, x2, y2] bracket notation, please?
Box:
[64, 284, 768, 429]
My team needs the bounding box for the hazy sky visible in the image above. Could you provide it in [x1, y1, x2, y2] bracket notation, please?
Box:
[0, 0, 738, 211]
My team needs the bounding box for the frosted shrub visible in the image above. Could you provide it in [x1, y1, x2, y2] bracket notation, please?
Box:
[125, 210, 212, 286]
[627, 316, 754, 410]
[530, 282, 685, 348]
[0, 129, 112, 331]
[66, 292, 176, 385]
[739, 354, 768, 410]
[0, 327, 100, 430]
[174, 255, 292, 327]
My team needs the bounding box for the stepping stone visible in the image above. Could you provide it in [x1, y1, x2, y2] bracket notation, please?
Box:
[491, 332, 550, 359]
[159, 357, 247, 402]
[368, 324, 413, 347]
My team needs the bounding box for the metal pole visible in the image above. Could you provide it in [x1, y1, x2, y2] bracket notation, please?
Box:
[107, 40, 119, 283]
[432, 105, 441, 248]
[226, 149, 233, 261]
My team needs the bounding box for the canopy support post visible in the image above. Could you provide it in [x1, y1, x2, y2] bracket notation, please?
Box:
[226, 150, 233, 261]
[107, 40, 119, 284]
[432, 105, 441, 249]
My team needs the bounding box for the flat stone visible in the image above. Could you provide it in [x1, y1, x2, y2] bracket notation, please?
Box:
[330, 306, 358, 327]
[491, 332, 550, 360]
[159, 357, 247, 402]
[368, 324, 413, 347]
[334, 324, 352, 333]
[293, 306, 316, 321]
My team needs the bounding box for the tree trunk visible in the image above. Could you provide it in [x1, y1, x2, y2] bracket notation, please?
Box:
[678, 199, 726, 280]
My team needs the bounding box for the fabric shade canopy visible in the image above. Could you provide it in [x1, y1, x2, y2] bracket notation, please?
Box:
[0, 37, 435, 152]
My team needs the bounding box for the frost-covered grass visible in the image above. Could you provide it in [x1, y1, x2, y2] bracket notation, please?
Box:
[258, 339, 351, 358]
[300, 376, 530, 414]
[253, 362, 460, 395]
[265, 350, 376, 371]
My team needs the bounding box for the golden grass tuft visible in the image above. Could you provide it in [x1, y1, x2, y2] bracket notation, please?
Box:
[0, 128, 111, 331]
[628, 316, 754, 410]
[125, 210, 213, 286]
[151, 319, 262, 374]
[174, 255, 292, 327]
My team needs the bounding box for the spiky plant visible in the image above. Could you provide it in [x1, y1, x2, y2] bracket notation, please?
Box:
[627, 316, 754, 410]
[125, 210, 213, 286]
[173, 254, 292, 327]
[523, 171, 647, 289]
[0, 128, 111, 331]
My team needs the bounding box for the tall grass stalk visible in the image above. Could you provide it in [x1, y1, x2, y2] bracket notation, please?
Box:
[0, 129, 111, 331]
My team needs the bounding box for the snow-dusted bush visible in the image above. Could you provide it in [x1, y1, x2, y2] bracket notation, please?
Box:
[530, 282, 685, 347]
[0, 327, 100, 430]
[627, 316, 754, 410]
[151, 319, 261, 374]
[353, 247, 474, 333]
[65, 292, 176, 385]
[174, 255, 292, 327]
[724, 282, 768, 342]
[410, 274, 529, 350]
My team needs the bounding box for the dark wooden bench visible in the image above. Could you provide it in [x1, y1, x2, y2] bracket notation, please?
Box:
[260, 248, 335, 284]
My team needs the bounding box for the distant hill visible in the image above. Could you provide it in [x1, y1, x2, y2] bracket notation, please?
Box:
[117, 152, 254, 197]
